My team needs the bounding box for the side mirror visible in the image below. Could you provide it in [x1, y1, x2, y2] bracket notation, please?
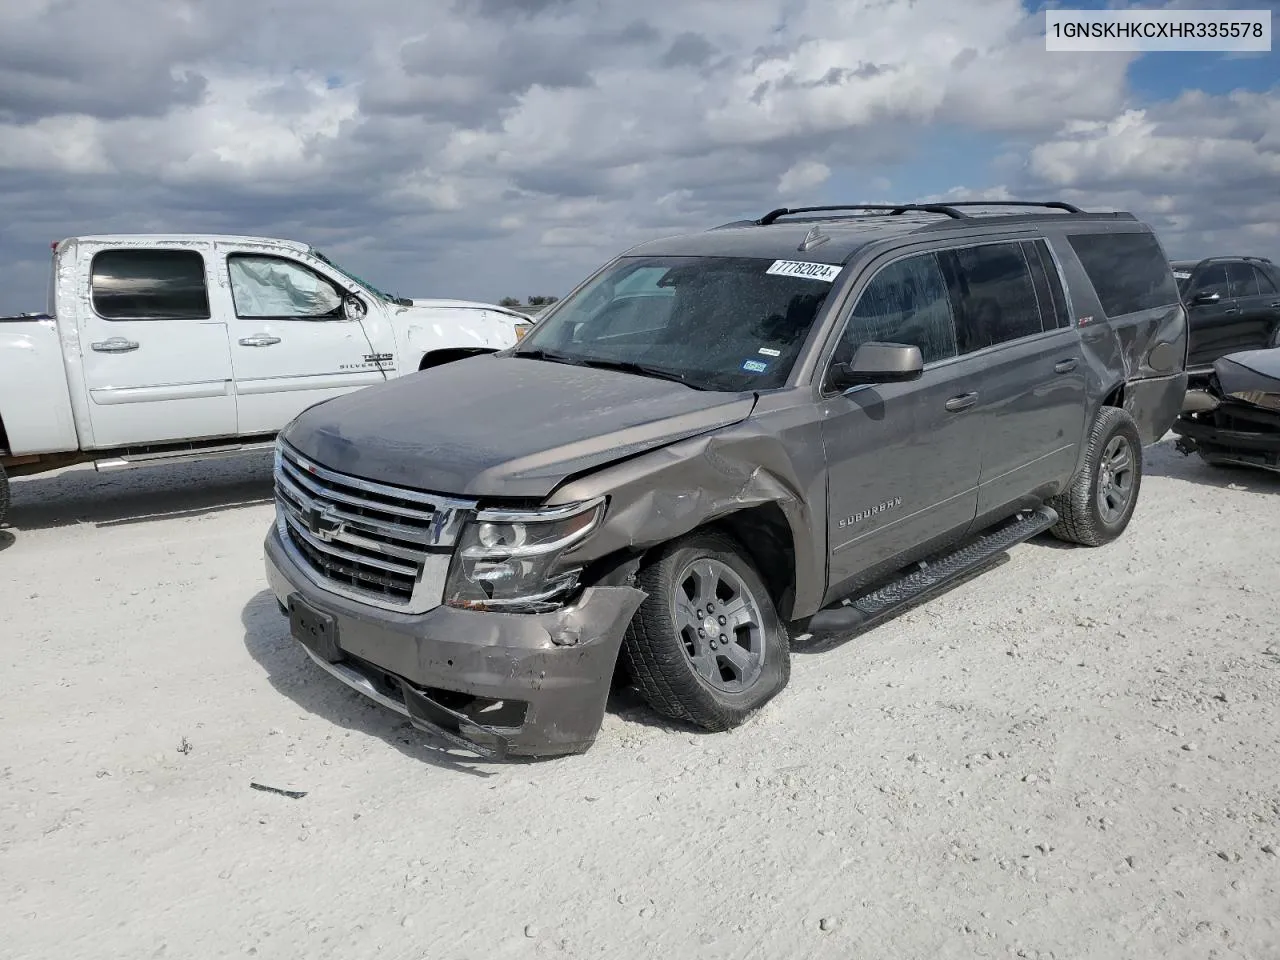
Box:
[829, 342, 924, 390]
[343, 294, 367, 321]
[1191, 291, 1221, 306]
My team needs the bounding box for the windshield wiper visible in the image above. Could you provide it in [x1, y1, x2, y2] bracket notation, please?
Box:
[515, 349, 708, 389]
[513, 347, 587, 366]
[571, 357, 706, 389]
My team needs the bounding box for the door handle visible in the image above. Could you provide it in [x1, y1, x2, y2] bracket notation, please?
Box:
[239, 334, 282, 347]
[1224, 308, 1239, 315]
[944, 392, 978, 412]
[1054, 358, 1078, 374]
[1270, 302, 1280, 308]
[90, 337, 139, 353]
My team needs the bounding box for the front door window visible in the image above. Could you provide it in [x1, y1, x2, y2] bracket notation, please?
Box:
[228, 256, 344, 319]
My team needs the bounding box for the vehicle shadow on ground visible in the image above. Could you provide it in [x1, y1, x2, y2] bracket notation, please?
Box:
[240, 590, 509, 778]
[1143, 439, 1280, 492]
[5, 452, 275, 532]
[0, 530, 13, 553]
[241, 589, 707, 765]
[790, 554, 1011, 655]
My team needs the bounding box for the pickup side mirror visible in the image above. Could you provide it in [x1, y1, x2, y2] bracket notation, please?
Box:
[1191, 291, 1221, 306]
[343, 294, 367, 321]
[829, 342, 924, 391]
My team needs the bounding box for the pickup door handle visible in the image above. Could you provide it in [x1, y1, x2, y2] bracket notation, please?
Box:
[1270, 301, 1280, 308]
[239, 334, 282, 347]
[1054, 358, 1079, 374]
[944, 392, 978, 412]
[90, 337, 139, 353]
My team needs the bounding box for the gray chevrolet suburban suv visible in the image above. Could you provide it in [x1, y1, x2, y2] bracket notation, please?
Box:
[263, 200, 1189, 759]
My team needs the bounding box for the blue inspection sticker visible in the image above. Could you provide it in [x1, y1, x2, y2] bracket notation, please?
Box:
[741, 358, 769, 374]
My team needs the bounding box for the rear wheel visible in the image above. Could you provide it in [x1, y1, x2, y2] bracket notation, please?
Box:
[621, 531, 790, 731]
[1048, 406, 1143, 546]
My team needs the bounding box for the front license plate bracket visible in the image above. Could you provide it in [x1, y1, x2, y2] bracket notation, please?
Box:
[288, 595, 342, 662]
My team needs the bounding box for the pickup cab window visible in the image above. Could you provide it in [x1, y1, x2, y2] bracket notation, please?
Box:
[90, 249, 211, 321]
[228, 255, 344, 319]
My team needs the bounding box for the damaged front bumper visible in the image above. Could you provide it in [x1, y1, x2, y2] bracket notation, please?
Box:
[1172, 349, 1280, 473]
[264, 526, 645, 759]
[1172, 391, 1280, 473]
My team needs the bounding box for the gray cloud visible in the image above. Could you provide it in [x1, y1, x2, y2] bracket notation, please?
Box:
[661, 32, 718, 68]
[0, 1, 220, 122]
[468, 0, 574, 18]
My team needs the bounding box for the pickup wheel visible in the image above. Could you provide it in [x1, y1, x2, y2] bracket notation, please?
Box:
[0, 462, 8, 527]
[621, 531, 790, 732]
[1047, 406, 1143, 547]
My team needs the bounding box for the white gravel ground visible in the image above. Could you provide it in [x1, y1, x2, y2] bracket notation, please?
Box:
[2, 437, 1278, 960]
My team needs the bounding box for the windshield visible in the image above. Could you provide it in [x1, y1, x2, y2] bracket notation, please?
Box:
[1172, 265, 1193, 297]
[308, 248, 409, 305]
[513, 255, 839, 391]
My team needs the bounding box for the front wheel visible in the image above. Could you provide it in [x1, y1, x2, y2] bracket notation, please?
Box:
[1048, 406, 1143, 547]
[621, 531, 790, 731]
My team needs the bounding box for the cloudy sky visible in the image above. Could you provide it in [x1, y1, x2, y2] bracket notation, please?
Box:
[1, 0, 1277, 313]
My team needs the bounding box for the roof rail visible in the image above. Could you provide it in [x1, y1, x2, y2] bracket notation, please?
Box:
[757, 204, 969, 225]
[930, 200, 1085, 214]
[1193, 255, 1276, 266]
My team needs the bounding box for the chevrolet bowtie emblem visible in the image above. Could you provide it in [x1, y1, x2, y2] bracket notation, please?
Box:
[304, 505, 342, 541]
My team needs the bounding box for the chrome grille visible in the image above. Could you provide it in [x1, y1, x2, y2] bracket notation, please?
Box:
[273, 441, 477, 613]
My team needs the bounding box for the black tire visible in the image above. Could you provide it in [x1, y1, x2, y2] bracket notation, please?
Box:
[0, 462, 8, 528]
[621, 530, 791, 731]
[1048, 406, 1143, 547]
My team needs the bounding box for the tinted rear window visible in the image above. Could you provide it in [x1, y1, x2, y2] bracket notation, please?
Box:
[91, 249, 210, 320]
[944, 242, 1046, 353]
[1024, 240, 1069, 329]
[1066, 232, 1179, 317]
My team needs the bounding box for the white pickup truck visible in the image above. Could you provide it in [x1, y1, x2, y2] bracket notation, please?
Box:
[0, 234, 530, 525]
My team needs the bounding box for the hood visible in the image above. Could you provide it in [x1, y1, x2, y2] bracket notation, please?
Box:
[388, 301, 519, 351]
[281, 353, 758, 499]
[1214, 347, 1280, 408]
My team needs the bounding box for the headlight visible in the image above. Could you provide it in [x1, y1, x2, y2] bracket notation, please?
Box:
[443, 498, 605, 612]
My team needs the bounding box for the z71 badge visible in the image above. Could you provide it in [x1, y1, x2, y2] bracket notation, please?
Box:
[838, 496, 903, 528]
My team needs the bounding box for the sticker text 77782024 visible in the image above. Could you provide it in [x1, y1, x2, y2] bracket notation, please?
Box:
[766, 260, 842, 283]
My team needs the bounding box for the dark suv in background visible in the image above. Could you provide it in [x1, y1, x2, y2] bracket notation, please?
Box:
[264, 199, 1189, 760]
[1173, 256, 1280, 371]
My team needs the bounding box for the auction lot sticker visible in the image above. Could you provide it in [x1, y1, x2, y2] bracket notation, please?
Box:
[767, 260, 842, 282]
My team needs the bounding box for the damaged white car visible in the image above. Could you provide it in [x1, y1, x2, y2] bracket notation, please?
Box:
[0, 234, 527, 525]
